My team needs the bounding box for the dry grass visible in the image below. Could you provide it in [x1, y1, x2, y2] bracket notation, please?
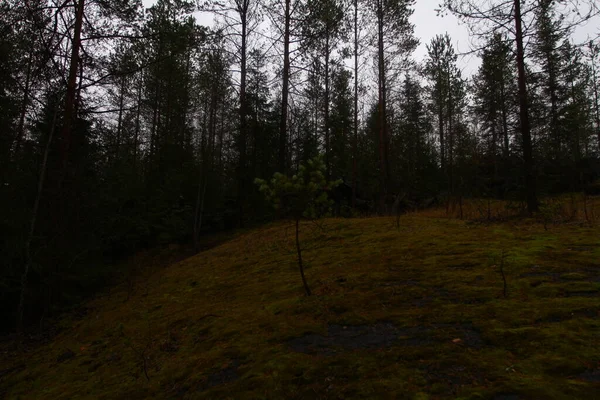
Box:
[416, 193, 600, 224]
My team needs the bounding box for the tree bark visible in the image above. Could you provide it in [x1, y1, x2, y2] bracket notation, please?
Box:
[193, 176, 208, 253]
[376, 0, 388, 214]
[13, 45, 34, 155]
[116, 74, 125, 160]
[547, 57, 560, 158]
[279, 0, 291, 173]
[133, 74, 142, 173]
[437, 69, 445, 171]
[500, 78, 510, 159]
[591, 51, 600, 154]
[514, 0, 538, 214]
[238, 0, 249, 226]
[352, 0, 358, 208]
[295, 218, 311, 296]
[59, 0, 85, 169]
[447, 71, 454, 197]
[324, 28, 331, 180]
[17, 109, 58, 333]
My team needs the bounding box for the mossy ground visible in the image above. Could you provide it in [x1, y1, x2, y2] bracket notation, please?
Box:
[1, 201, 599, 399]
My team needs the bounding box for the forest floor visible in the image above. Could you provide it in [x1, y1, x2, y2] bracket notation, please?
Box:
[1, 199, 600, 399]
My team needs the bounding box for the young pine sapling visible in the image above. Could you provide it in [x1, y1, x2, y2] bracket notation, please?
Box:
[255, 156, 340, 296]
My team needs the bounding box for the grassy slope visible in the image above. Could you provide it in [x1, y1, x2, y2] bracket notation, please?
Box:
[1, 213, 599, 399]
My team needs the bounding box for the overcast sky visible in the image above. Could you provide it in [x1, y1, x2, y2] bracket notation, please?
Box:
[141, 0, 599, 77]
[412, 0, 599, 76]
[412, 0, 477, 75]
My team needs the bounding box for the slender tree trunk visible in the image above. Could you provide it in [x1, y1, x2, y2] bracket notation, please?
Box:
[150, 92, 160, 171]
[514, 0, 538, 214]
[238, 3, 248, 226]
[492, 125, 498, 178]
[591, 57, 600, 154]
[133, 74, 142, 173]
[352, 0, 358, 208]
[194, 110, 210, 252]
[324, 29, 331, 180]
[13, 45, 34, 155]
[17, 109, 58, 333]
[437, 73, 445, 171]
[569, 77, 581, 164]
[376, 0, 388, 213]
[548, 63, 560, 158]
[295, 218, 311, 296]
[279, 0, 291, 173]
[59, 0, 85, 169]
[500, 80, 510, 159]
[194, 86, 218, 251]
[218, 98, 224, 171]
[447, 72, 454, 197]
[116, 74, 125, 160]
[193, 174, 208, 253]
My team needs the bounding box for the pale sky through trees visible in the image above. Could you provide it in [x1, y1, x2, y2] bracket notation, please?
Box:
[141, 0, 599, 77]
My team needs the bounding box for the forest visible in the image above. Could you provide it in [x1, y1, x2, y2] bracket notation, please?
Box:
[1, 0, 600, 336]
[2, 1, 600, 398]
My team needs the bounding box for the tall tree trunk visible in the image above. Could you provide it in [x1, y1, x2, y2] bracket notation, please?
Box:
[74, 52, 84, 120]
[324, 29, 331, 180]
[591, 55, 600, 154]
[13, 44, 34, 155]
[447, 72, 454, 197]
[492, 125, 498, 178]
[150, 89, 160, 172]
[547, 60, 560, 158]
[568, 73, 581, 164]
[279, 0, 291, 173]
[352, 0, 358, 208]
[17, 109, 58, 333]
[376, 0, 388, 213]
[438, 71, 445, 171]
[193, 173, 208, 253]
[59, 0, 85, 169]
[133, 74, 142, 173]
[514, 0, 538, 214]
[500, 79, 510, 159]
[218, 97, 224, 172]
[238, 3, 248, 226]
[116, 74, 126, 161]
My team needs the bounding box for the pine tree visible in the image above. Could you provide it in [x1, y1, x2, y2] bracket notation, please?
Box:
[473, 32, 518, 195]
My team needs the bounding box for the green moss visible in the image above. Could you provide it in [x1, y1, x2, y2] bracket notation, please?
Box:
[1, 215, 599, 399]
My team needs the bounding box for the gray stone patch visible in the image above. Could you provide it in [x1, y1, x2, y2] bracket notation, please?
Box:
[446, 262, 478, 270]
[536, 308, 599, 323]
[288, 322, 484, 355]
[493, 394, 521, 400]
[206, 359, 240, 388]
[565, 290, 599, 298]
[519, 271, 562, 281]
[288, 323, 434, 355]
[56, 348, 75, 363]
[431, 323, 485, 349]
[376, 279, 419, 287]
[578, 369, 600, 383]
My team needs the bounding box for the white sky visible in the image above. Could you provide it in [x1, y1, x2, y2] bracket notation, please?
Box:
[412, 0, 599, 76]
[412, 0, 478, 75]
[142, 0, 599, 78]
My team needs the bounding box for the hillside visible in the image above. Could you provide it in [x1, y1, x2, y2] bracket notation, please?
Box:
[1, 214, 599, 399]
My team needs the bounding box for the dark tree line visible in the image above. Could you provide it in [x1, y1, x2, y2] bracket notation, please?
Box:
[1, 0, 599, 332]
